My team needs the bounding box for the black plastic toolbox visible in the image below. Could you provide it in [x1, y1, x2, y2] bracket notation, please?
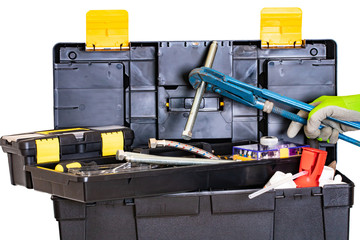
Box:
[1, 39, 340, 202]
[52, 171, 353, 240]
[49, 38, 353, 240]
[1, 136, 303, 202]
[1, 36, 354, 240]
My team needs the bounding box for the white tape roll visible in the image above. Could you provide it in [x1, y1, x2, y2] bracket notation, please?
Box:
[260, 136, 279, 146]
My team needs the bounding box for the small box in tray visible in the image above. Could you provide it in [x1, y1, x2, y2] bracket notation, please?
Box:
[233, 141, 308, 161]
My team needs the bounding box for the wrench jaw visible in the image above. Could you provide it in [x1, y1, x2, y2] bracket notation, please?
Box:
[188, 68, 203, 90]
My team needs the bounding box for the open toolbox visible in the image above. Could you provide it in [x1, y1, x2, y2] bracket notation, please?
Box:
[1, 8, 355, 240]
[1, 129, 306, 202]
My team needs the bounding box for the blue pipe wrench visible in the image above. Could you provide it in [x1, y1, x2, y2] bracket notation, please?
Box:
[189, 67, 360, 147]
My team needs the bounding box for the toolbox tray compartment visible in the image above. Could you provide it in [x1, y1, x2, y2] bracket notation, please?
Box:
[26, 141, 301, 202]
[1, 126, 134, 188]
[52, 171, 354, 240]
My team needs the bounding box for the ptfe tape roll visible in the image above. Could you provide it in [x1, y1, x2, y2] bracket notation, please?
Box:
[260, 136, 279, 146]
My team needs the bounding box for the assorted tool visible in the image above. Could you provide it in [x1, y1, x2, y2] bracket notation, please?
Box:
[55, 161, 97, 173]
[249, 147, 331, 199]
[67, 162, 152, 176]
[187, 67, 360, 147]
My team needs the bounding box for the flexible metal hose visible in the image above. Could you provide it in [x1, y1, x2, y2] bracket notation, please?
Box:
[148, 138, 220, 160]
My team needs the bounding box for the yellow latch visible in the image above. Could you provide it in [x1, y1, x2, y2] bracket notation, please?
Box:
[101, 131, 124, 156]
[260, 7, 304, 48]
[35, 138, 60, 164]
[86, 10, 129, 51]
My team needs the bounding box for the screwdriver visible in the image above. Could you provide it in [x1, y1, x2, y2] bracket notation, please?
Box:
[55, 161, 97, 173]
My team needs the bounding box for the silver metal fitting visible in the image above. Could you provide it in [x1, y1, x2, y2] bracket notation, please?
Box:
[116, 150, 126, 160]
[181, 130, 192, 141]
[148, 138, 158, 149]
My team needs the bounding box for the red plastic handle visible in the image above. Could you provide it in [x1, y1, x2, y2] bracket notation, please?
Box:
[294, 147, 327, 188]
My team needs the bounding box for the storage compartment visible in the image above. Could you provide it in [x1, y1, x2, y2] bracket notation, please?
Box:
[52, 172, 353, 240]
[0, 126, 134, 188]
[25, 141, 302, 202]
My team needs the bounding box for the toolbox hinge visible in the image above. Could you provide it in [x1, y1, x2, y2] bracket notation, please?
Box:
[35, 138, 60, 164]
[260, 7, 305, 49]
[86, 10, 129, 51]
[101, 131, 124, 156]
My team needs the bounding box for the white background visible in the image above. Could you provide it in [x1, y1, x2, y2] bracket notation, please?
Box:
[0, 0, 359, 239]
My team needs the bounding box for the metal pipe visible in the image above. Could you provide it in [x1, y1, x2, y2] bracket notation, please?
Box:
[116, 150, 232, 166]
[182, 41, 218, 140]
[204, 41, 218, 68]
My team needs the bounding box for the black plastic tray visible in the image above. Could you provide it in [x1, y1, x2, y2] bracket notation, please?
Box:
[26, 141, 301, 202]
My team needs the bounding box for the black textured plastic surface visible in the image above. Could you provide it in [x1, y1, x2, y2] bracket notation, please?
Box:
[52, 171, 353, 240]
[26, 142, 301, 202]
[0, 127, 134, 187]
[53, 40, 336, 147]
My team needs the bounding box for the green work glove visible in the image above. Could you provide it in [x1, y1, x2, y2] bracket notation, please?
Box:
[287, 94, 360, 143]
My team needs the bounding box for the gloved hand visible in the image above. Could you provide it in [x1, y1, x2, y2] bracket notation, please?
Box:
[287, 95, 360, 143]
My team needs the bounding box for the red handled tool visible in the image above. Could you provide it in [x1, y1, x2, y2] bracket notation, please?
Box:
[295, 147, 327, 188]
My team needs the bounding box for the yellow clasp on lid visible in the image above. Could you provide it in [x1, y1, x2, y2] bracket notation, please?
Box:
[260, 7, 304, 48]
[86, 10, 129, 51]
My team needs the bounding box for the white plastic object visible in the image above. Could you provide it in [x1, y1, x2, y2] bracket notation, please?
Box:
[264, 171, 297, 189]
[319, 174, 345, 187]
[260, 136, 279, 146]
[319, 166, 335, 182]
[248, 171, 308, 199]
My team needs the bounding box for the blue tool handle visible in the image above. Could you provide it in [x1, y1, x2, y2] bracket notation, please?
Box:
[271, 106, 307, 125]
[271, 106, 360, 147]
[338, 134, 360, 146]
[191, 68, 360, 147]
[261, 89, 360, 130]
